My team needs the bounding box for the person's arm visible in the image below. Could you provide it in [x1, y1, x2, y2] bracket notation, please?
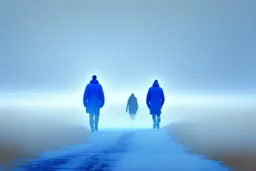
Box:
[99, 85, 105, 108]
[83, 85, 88, 107]
[135, 101, 138, 111]
[126, 100, 129, 113]
[146, 89, 151, 109]
[134, 98, 138, 111]
[161, 88, 165, 108]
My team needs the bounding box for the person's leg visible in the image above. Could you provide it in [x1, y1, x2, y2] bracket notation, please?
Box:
[130, 114, 134, 120]
[89, 113, 95, 132]
[133, 114, 136, 120]
[95, 114, 99, 131]
[129, 114, 132, 120]
[152, 114, 157, 129]
[156, 114, 161, 129]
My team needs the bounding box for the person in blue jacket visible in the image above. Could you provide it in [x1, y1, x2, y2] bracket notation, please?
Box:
[146, 80, 165, 129]
[83, 75, 105, 132]
[126, 93, 138, 120]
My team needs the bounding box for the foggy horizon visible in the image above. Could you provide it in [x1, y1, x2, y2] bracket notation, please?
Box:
[1, 0, 255, 95]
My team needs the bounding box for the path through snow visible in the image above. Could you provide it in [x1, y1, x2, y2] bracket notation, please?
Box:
[14, 129, 230, 171]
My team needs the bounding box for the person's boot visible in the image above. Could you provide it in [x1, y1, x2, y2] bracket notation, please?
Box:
[156, 124, 160, 129]
[90, 125, 95, 132]
[153, 124, 156, 129]
[95, 126, 98, 131]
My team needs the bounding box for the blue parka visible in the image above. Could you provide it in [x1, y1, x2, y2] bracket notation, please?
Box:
[83, 78, 105, 115]
[146, 80, 165, 115]
[126, 94, 138, 114]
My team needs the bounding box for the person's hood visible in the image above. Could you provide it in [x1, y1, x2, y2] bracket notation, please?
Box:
[90, 79, 99, 84]
[153, 80, 159, 87]
[129, 94, 137, 101]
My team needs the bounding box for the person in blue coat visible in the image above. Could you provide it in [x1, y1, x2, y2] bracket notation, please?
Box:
[146, 80, 165, 129]
[126, 93, 138, 120]
[83, 75, 105, 132]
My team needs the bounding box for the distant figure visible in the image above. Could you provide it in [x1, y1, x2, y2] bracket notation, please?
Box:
[83, 75, 105, 132]
[146, 80, 165, 129]
[126, 93, 138, 120]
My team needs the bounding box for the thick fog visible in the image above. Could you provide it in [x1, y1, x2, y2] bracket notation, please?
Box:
[1, 0, 256, 93]
[0, 0, 256, 166]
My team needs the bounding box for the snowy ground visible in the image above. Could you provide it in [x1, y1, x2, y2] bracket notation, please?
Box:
[12, 129, 230, 171]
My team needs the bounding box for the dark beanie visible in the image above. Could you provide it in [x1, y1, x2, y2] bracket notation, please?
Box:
[92, 75, 97, 80]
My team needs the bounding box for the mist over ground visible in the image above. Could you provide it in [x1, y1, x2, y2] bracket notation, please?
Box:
[167, 104, 256, 170]
[1, 98, 256, 169]
[0, 106, 88, 167]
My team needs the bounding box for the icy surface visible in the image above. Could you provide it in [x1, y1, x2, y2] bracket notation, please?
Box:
[15, 129, 230, 171]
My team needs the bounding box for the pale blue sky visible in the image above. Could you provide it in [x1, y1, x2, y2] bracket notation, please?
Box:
[1, 0, 255, 94]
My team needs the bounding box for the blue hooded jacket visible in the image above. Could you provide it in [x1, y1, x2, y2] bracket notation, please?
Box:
[83, 78, 105, 115]
[146, 80, 165, 115]
[126, 94, 138, 114]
